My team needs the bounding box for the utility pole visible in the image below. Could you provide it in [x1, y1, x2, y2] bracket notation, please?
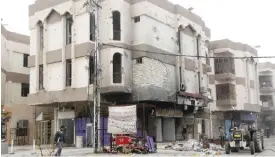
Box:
[85, 0, 101, 153]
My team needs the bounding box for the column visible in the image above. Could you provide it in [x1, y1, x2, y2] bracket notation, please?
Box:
[71, 5, 76, 88]
[43, 20, 48, 91]
[61, 16, 66, 90]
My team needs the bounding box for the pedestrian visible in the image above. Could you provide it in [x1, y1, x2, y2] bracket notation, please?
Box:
[54, 126, 65, 156]
[218, 126, 225, 148]
[182, 126, 187, 141]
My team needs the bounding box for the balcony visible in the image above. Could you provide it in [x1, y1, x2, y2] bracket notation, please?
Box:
[214, 58, 236, 81]
[215, 73, 236, 81]
[243, 103, 261, 112]
[260, 86, 275, 93]
[216, 99, 237, 107]
[261, 106, 275, 112]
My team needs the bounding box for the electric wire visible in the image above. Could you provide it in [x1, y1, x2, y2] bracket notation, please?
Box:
[102, 43, 275, 59]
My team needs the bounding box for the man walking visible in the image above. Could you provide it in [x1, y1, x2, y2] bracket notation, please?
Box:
[218, 126, 225, 148]
[54, 126, 65, 156]
[182, 126, 187, 141]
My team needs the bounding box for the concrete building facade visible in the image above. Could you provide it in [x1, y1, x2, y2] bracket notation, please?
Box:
[25, 0, 212, 144]
[258, 62, 275, 134]
[1, 24, 31, 144]
[208, 39, 261, 139]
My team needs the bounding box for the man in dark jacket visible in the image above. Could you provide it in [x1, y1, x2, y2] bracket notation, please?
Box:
[54, 126, 65, 156]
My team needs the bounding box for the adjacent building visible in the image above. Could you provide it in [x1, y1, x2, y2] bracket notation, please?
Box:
[1, 24, 30, 144]
[209, 39, 261, 139]
[26, 0, 212, 145]
[258, 62, 275, 134]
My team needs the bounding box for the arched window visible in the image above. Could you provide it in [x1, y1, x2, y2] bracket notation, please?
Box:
[112, 11, 121, 41]
[37, 21, 43, 50]
[113, 53, 122, 83]
[90, 13, 95, 41]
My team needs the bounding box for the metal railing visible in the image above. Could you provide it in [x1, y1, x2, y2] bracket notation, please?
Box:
[113, 72, 122, 83]
[113, 30, 121, 41]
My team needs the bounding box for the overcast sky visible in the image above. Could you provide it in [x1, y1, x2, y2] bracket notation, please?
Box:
[1, 0, 274, 63]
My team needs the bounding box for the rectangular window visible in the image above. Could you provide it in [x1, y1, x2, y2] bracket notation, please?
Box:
[21, 83, 29, 97]
[39, 25, 44, 50]
[260, 95, 273, 107]
[134, 16, 140, 23]
[259, 75, 273, 87]
[39, 65, 43, 90]
[214, 58, 235, 74]
[136, 58, 143, 64]
[89, 57, 94, 84]
[66, 59, 72, 86]
[90, 14, 95, 41]
[66, 17, 73, 45]
[23, 54, 29, 67]
[179, 67, 182, 85]
[216, 83, 236, 100]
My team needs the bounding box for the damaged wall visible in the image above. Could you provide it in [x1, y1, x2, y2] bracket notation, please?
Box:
[132, 57, 176, 101]
[210, 112, 225, 139]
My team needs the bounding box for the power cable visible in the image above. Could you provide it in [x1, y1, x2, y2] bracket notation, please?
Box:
[102, 43, 275, 59]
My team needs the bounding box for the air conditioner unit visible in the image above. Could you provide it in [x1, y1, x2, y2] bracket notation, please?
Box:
[180, 83, 186, 92]
[199, 87, 207, 94]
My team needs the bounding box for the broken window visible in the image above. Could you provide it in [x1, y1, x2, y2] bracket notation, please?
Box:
[216, 83, 236, 100]
[134, 16, 140, 23]
[259, 75, 273, 87]
[89, 56, 94, 84]
[113, 53, 122, 83]
[136, 57, 142, 64]
[21, 83, 29, 97]
[206, 54, 210, 65]
[90, 13, 95, 41]
[260, 95, 273, 107]
[179, 67, 182, 85]
[112, 11, 121, 41]
[23, 54, 29, 67]
[196, 37, 200, 58]
[214, 58, 235, 74]
[66, 16, 73, 45]
[39, 65, 43, 90]
[66, 59, 72, 86]
[38, 22, 44, 50]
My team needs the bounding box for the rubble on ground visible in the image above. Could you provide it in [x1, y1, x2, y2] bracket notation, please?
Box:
[164, 139, 224, 155]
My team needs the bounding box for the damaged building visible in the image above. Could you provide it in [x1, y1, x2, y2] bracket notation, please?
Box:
[208, 39, 261, 139]
[24, 0, 212, 145]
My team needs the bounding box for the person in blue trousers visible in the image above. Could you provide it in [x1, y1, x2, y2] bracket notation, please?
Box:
[54, 126, 65, 156]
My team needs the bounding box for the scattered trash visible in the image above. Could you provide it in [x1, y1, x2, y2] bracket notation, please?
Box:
[164, 139, 224, 155]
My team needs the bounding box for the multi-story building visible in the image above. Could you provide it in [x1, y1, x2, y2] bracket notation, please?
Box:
[208, 39, 261, 139]
[25, 0, 212, 145]
[1, 24, 30, 144]
[258, 62, 275, 134]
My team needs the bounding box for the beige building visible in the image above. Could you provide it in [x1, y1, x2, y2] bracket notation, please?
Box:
[1, 24, 32, 144]
[208, 39, 261, 139]
[258, 62, 275, 134]
[25, 0, 212, 145]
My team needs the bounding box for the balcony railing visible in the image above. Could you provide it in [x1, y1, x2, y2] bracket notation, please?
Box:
[113, 72, 122, 83]
[113, 30, 121, 41]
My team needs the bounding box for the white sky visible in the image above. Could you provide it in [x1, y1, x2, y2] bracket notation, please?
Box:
[1, 0, 274, 63]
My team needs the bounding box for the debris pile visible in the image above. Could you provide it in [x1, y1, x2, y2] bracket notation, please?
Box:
[164, 139, 224, 155]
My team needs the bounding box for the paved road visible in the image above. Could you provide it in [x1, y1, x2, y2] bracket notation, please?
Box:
[2, 137, 275, 156]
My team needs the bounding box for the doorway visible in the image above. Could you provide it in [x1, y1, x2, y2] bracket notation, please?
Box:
[59, 119, 74, 146]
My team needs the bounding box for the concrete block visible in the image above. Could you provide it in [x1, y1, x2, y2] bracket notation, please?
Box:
[1, 142, 8, 155]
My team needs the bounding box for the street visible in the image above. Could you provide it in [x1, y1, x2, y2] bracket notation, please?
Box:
[2, 137, 275, 156]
